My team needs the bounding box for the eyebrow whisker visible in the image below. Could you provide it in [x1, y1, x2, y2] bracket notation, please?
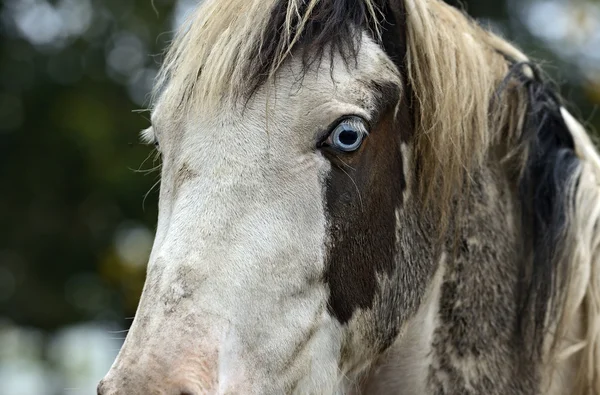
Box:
[337, 165, 364, 212]
[334, 154, 357, 171]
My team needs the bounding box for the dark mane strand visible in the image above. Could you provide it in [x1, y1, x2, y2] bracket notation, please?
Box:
[246, 0, 383, 97]
[510, 62, 579, 354]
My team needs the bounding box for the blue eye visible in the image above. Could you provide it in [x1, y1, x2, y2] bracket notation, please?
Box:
[327, 117, 368, 152]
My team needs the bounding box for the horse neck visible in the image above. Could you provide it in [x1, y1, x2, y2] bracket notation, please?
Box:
[359, 158, 584, 394]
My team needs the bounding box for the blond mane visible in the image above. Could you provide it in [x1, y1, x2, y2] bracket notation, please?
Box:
[551, 109, 600, 395]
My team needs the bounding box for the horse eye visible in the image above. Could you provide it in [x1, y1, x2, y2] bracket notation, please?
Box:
[326, 117, 368, 152]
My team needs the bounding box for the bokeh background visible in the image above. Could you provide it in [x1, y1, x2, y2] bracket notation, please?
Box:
[0, 0, 599, 393]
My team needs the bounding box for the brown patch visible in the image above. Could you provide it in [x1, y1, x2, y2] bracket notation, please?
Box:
[174, 163, 199, 190]
[321, 0, 413, 327]
[323, 101, 410, 324]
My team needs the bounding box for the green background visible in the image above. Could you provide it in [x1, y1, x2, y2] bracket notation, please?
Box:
[0, 0, 599, 393]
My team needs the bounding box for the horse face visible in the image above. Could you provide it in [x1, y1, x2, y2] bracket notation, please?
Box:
[99, 33, 436, 394]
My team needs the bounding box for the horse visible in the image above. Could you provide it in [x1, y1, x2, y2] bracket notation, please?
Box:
[98, 0, 600, 393]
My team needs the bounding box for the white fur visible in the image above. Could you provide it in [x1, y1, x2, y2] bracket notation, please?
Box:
[101, 35, 401, 394]
[357, 253, 446, 395]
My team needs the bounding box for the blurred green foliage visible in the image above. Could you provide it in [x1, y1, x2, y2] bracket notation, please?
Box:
[0, 0, 598, 332]
[0, 0, 176, 330]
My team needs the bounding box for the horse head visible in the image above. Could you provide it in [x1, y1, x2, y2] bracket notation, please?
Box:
[99, 1, 600, 393]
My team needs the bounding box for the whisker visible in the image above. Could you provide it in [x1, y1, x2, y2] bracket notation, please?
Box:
[334, 154, 356, 171]
[338, 165, 364, 211]
[130, 148, 162, 176]
[107, 329, 129, 334]
[130, 163, 162, 175]
[143, 177, 161, 211]
[150, 0, 159, 17]
[334, 364, 357, 395]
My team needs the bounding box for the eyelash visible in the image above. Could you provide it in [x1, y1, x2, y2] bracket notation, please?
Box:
[317, 116, 369, 148]
[140, 127, 160, 152]
[141, 127, 156, 143]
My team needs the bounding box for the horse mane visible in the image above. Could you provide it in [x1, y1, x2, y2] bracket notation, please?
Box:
[556, 108, 600, 394]
[155, 0, 600, 392]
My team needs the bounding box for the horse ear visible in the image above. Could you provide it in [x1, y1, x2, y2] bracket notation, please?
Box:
[376, 0, 408, 73]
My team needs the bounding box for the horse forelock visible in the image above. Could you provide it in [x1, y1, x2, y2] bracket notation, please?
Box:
[153, 0, 381, 115]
